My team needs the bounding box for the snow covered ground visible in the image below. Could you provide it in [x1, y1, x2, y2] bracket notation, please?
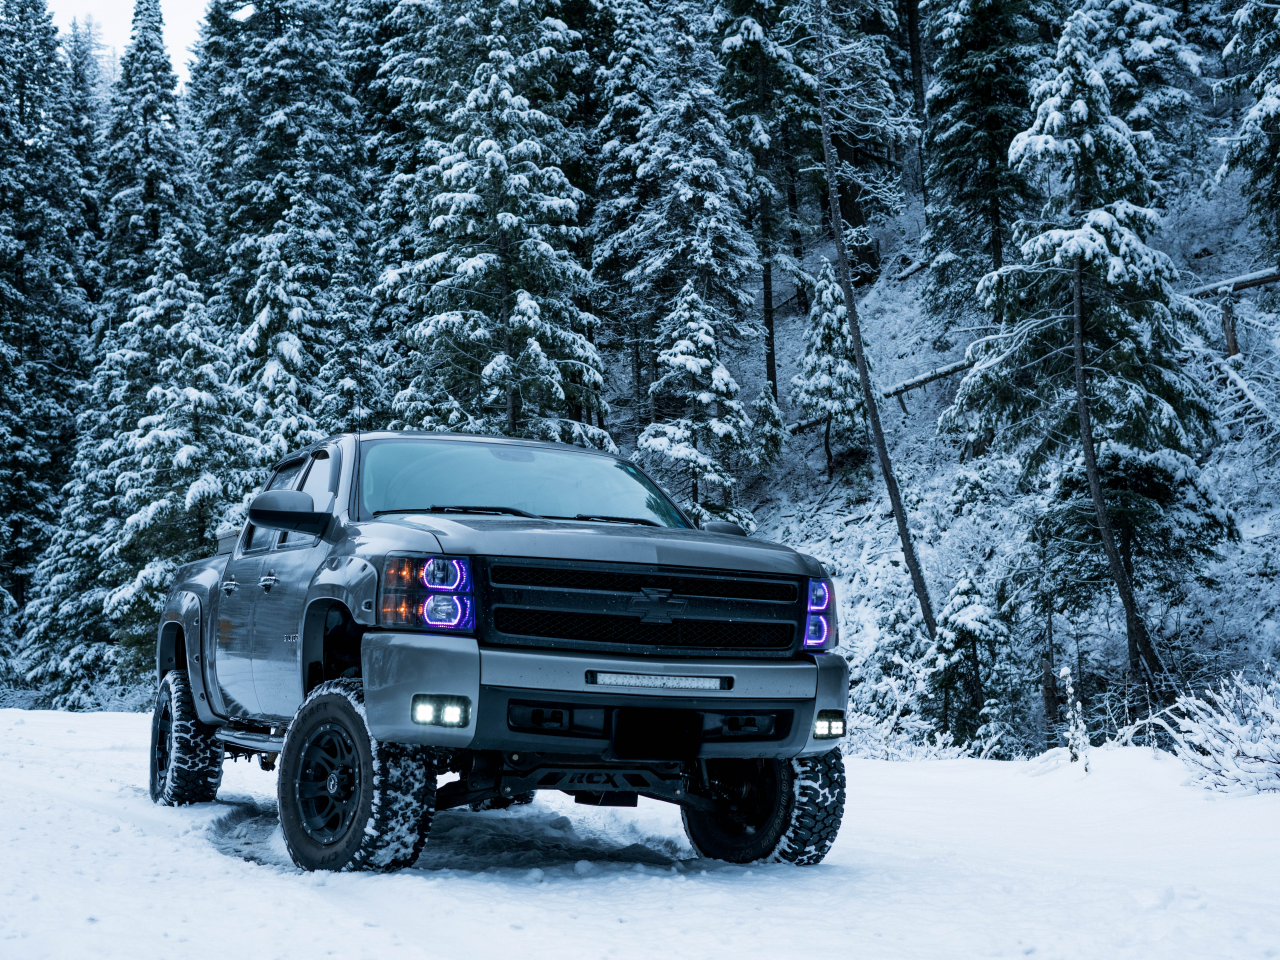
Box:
[2, 709, 1279, 959]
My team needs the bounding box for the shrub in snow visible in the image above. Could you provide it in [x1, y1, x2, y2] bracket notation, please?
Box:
[1166, 670, 1280, 792]
[1060, 665, 1090, 771]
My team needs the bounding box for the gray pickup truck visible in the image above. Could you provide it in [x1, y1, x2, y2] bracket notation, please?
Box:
[149, 431, 848, 871]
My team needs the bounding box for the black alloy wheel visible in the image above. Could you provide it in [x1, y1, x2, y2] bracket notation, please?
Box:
[278, 680, 437, 872]
[295, 723, 363, 844]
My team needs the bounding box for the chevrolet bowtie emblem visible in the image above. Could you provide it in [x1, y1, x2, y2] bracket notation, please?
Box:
[628, 587, 687, 624]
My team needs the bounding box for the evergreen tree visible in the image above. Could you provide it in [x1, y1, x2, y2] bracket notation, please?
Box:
[715, 0, 813, 395]
[192, 0, 366, 458]
[636, 282, 758, 526]
[1096, 0, 1204, 190]
[381, 0, 611, 446]
[942, 0, 1222, 688]
[1222, 0, 1280, 247]
[589, 0, 664, 436]
[922, 0, 1042, 320]
[65, 17, 105, 306]
[97, 0, 201, 335]
[607, 20, 759, 398]
[790, 257, 865, 476]
[929, 573, 1020, 752]
[0, 0, 88, 639]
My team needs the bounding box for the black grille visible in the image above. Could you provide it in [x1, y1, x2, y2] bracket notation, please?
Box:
[494, 608, 795, 649]
[490, 565, 797, 603]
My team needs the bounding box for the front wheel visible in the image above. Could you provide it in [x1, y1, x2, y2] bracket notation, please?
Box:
[682, 750, 845, 865]
[149, 671, 223, 805]
[277, 680, 436, 872]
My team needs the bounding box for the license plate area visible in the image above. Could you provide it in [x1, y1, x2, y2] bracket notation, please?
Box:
[612, 707, 701, 760]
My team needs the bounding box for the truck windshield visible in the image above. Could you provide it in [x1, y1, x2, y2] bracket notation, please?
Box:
[359, 438, 690, 528]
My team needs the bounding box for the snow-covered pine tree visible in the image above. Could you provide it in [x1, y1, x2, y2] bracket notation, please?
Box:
[790, 257, 865, 476]
[922, 0, 1043, 321]
[380, 0, 611, 446]
[715, 0, 813, 395]
[1222, 0, 1280, 248]
[929, 573, 1021, 753]
[18, 233, 256, 705]
[787, 0, 908, 276]
[0, 0, 88, 646]
[97, 0, 201, 336]
[942, 0, 1223, 689]
[1096, 0, 1204, 190]
[65, 17, 105, 306]
[589, 0, 665, 437]
[607, 17, 759, 385]
[636, 281, 758, 527]
[104, 233, 261, 658]
[192, 0, 366, 459]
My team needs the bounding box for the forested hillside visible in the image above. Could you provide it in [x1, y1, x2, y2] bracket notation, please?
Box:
[0, 0, 1277, 756]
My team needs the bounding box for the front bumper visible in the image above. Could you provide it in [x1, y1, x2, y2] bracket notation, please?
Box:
[361, 632, 848, 758]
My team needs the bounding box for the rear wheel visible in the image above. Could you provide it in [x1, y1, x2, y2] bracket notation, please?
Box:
[149, 671, 223, 805]
[682, 750, 845, 865]
[278, 680, 436, 872]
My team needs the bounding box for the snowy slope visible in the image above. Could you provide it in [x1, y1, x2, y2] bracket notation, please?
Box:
[2, 708, 1278, 959]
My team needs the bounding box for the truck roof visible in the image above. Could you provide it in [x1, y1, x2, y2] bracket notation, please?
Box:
[273, 431, 618, 472]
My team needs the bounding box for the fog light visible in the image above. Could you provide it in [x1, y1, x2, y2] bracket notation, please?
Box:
[411, 694, 471, 728]
[814, 709, 845, 740]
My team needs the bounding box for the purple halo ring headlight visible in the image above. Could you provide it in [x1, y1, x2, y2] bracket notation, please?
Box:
[423, 557, 471, 592]
[808, 578, 831, 612]
[421, 593, 474, 630]
[804, 613, 829, 648]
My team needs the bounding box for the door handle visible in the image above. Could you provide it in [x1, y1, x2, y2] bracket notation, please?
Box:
[258, 574, 280, 592]
[221, 580, 238, 594]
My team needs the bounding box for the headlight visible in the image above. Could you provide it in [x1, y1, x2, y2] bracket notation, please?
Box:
[804, 577, 839, 650]
[381, 556, 476, 630]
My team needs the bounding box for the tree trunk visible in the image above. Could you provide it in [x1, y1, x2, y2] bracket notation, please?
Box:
[761, 189, 777, 399]
[1222, 296, 1240, 357]
[1071, 255, 1164, 690]
[1041, 603, 1058, 749]
[784, 144, 810, 316]
[988, 187, 1004, 272]
[824, 415, 833, 479]
[499, 232, 518, 434]
[815, 0, 937, 639]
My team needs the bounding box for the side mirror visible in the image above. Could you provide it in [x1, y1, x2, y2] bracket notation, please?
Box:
[702, 520, 747, 537]
[248, 490, 332, 536]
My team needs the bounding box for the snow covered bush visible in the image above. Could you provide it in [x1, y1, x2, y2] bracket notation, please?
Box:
[1168, 669, 1280, 792]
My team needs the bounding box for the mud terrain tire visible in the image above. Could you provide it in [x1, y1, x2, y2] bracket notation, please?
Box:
[682, 750, 845, 865]
[150, 671, 224, 805]
[278, 680, 436, 872]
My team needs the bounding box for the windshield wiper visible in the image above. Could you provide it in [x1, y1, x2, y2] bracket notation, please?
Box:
[372, 505, 542, 519]
[567, 514, 661, 527]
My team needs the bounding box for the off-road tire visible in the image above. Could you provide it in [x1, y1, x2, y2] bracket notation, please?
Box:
[278, 680, 436, 872]
[149, 671, 223, 805]
[682, 749, 845, 865]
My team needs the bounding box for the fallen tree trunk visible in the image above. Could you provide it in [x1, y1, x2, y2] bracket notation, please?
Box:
[882, 358, 976, 400]
[1187, 267, 1280, 298]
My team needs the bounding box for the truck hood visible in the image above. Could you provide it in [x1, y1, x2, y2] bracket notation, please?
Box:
[358, 515, 823, 577]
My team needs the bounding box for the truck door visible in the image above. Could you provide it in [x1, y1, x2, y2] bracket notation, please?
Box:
[213, 459, 306, 719]
[252, 449, 338, 720]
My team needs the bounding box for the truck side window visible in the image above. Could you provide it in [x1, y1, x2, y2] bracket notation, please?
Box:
[243, 459, 306, 552]
[280, 452, 334, 546]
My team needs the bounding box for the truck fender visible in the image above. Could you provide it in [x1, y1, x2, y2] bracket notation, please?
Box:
[305, 556, 379, 627]
[157, 590, 220, 726]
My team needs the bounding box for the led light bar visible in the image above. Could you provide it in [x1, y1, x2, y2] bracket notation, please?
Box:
[586, 671, 731, 691]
